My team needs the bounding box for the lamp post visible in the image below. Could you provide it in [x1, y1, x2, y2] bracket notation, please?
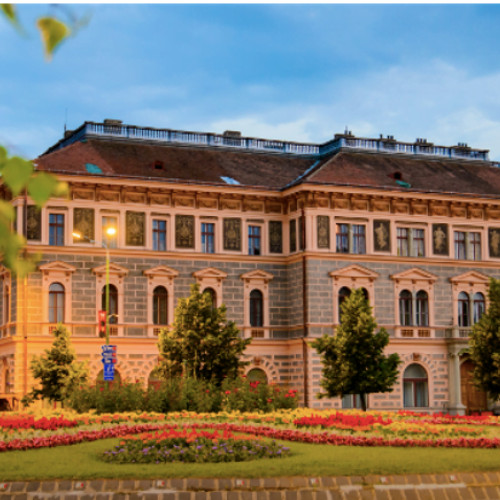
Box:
[72, 226, 116, 345]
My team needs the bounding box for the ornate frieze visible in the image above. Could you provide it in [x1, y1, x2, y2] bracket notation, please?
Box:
[123, 191, 146, 204]
[269, 221, 283, 254]
[370, 198, 391, 212]
[149, 193, 171, 206]
[429, 202, 450, 217]
[223, 218, 241, 251]
[432, 223, 449, 256]
[450, 204, 467, 218]
[126, 211, 145, 246]
[72, 188, 94, 201]
[221, 198, 242, 211]
[26, 205, 41, 241]
[373, 220, 390, 252]
[316, 215, 330, 249]
[485, 207, 500, 220]
[96, 189, 120, 203]
[73, 208, 94, 242]
[174, 195, 195, 208]
[175, 215, 195, 248]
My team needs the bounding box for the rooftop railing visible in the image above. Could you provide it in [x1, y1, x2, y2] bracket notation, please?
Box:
[47, 121, 492, 163]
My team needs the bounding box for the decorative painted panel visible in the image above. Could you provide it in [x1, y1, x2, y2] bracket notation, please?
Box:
[269, 221, 283, 253]
[175, 215, 195, 248]
[73, 208, 94, 242]
[223, 218, 241, 251]
[317, 216, 330, 249]
[432, 223, 449, 256]
[489, 228, 500, 258]
[290, 219, 297, 252]
[26, 205, 41, 241]
[126, 211, 145, 246]
[373, 220, 390, 252]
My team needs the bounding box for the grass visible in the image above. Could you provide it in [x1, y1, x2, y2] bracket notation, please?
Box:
[1, 437, 500, 481]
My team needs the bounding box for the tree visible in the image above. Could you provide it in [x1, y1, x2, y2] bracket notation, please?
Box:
[0, 4, 87, 275]
[312, 288, 401, 411]
[24, 324, 88, 405]
[469, 278, 500, 402]
[158, 283, 251, 386]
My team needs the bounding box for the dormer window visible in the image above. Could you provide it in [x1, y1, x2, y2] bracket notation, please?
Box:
[153, 161, 164, 170]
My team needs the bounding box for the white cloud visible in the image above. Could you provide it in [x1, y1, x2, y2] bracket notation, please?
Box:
[195, 59, 500, 160]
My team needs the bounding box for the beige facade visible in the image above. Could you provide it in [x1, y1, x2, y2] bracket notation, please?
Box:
[0, 121, 498, 413]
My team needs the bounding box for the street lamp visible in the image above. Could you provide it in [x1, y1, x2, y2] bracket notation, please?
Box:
[72, 226, 116, 344]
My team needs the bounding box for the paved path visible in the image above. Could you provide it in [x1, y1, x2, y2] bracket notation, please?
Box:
[2, 473, 500, 499]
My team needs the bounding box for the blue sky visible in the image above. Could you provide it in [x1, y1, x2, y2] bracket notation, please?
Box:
[2, 4, 500, 159]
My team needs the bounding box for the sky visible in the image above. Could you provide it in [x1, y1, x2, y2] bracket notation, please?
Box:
[2, 4, 500, 160]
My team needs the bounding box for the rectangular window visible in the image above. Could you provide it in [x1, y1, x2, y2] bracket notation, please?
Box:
[336, 223, 366, 254]
[102, 216, 118, 249]
[397, 228, 409, 256]
[152, 219, 167, 251]
[413, 229, 425, 257]
[201, 223, 215, 254]
[454, 230, 481, 260]
[248, 225, 261, 255]
[49, 213, 65, 246]
[469, 232, 481, 260]
[397, 227, 425, 257]
[336, 224, 350, 253]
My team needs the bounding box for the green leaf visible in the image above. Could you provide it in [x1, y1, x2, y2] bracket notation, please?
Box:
[2, 156, 33, 196]
[0, 199, 15, 222]
[37, 16, 71, 60]
[0, 145, 7, 168]
[1, 4, 16, 23]
[28, 171, 59, 207]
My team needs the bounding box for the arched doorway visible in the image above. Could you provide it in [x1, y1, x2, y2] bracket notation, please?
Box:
[96, 368, 122, 389]
[460, 359, 488, 414]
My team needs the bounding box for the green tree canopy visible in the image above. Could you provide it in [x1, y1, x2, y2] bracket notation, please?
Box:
[469, 278, 500, 401]
[25, 324, 88, 404]
[312, 288, 401, 411]
[158, 283, 251, 386]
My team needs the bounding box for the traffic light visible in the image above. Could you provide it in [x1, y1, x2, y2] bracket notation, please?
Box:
[98, 310, 106, 338]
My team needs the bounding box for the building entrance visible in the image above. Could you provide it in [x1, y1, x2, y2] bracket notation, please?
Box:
[460, 359, 487, 414]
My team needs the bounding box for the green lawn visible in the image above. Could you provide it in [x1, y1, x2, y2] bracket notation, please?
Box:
[1, 438, 500, 481]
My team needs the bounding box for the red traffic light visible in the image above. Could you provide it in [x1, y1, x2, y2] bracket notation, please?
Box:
[98, 310, 106, 337]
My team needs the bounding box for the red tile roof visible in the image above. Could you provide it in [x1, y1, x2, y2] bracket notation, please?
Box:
[35, 139, 318, 190]
[35, 137, 500, 198]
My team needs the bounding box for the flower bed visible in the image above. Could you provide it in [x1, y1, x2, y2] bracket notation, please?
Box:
[0, 409, 498, 453]
[102, 427, 290, 463]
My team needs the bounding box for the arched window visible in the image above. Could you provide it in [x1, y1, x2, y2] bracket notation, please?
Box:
[153, 286, 168, 325]
[403, 364, 428, 407]
[250, 289, 263, 327]
[148, 368, 163, 390]
[415, 290, 429, 326]
[338, 286, 351, 320]
[473, 292, 485, 324]
[247, 368, 268, 384]
[204, 287, 217, 310]
[102, 284, 118, 324]
[399, 290, 412, 326]
[458, 291, 470, 327]
[48, 282, 65, 323]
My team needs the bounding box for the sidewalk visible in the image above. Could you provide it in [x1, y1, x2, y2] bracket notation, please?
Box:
[2, 473, 500, 500]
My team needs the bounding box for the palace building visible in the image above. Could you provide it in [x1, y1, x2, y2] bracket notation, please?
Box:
[2, 119, 500, 414]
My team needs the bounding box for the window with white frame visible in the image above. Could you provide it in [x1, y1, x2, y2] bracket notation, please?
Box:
[248, 225, 261, 255]
[152, 219, 167, 251]
[450, 271, 489, 329]
[454, 230, 481, 260]
[336, 223, 366, 254]
[399, 290, 429, 326]
[102, 216, 118, 248]
[201, 222, 215, 254]
[48, 282, 65, 323]
[49, 213, 65, 246]
[397, 227, 425, 257]
[403, 364, 429, 407]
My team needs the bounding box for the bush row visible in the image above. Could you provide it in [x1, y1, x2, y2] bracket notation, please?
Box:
[66, 376, 299, 414]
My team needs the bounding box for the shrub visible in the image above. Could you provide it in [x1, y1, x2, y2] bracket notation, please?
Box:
[66, 376, 298, 414]
[221, 377, 299, 412]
